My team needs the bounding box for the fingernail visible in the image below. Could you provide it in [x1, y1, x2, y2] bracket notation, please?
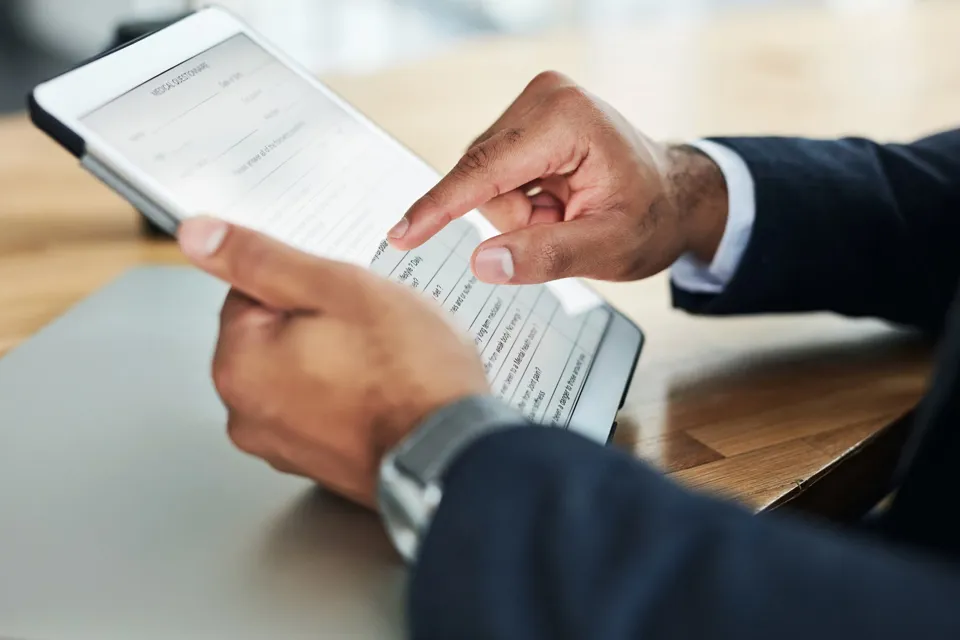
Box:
[387, 217, 409, 240]
[474, 247, 514, 284]
[179, 216, 229, 259]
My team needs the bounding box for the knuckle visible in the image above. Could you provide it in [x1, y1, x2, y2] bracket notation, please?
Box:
[534, 241, 573, 278]
[500, 127, 524, 147]
[529, 70, 566, 91]
[212, 346, 258, 408]
[267, 458, 296, 474]
[212, 355, 247, 408]
[342, 262, 375, 288]
[455, 145, 492, 175]
[328, 263, 376, 312]
[219, 290, 245, 323]
[549, 84, 587, 110]
[226, 418, 260, 455]
[469, 126, 498, 150]
[417, 189, 444, 212]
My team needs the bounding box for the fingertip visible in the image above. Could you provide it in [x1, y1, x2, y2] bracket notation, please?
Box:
[472, 244, 515, 284]
[386, 234, 421, 252]
[389, 209, 451, 251]
[386, 216, 409, 240]
[385, 215, 419, 250]
[179, 215, 230, 261]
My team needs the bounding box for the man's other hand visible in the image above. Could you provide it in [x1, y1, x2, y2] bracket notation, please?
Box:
[178, 216, 489, 509]
[387, 70, 729, 285]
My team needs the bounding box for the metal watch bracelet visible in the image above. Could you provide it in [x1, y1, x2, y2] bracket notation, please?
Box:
[377, 395, 527, 563]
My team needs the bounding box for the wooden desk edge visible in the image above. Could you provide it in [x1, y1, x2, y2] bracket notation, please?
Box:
[770, 409, 914, 520]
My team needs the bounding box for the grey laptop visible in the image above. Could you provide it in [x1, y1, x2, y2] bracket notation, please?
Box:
[0, 267, 406, 640]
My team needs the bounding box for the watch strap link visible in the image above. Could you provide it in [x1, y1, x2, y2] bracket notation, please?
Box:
[393, 395, 528, 486]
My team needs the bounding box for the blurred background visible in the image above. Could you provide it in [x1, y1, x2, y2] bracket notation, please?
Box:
[0, 0, 928, 114]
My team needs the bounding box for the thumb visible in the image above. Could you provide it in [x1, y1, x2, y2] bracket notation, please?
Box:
[178, 216, 358, 311]
[470, 216, 630, 285]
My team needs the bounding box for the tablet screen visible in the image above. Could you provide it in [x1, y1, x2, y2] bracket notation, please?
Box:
[81, 33, 611, 426]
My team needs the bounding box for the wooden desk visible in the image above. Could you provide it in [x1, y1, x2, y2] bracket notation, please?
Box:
[3, 2, 956, 517]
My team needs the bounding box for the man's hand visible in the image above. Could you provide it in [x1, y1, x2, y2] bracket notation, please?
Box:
[178, 216, 489, 509]
[387, 71, 729, 285]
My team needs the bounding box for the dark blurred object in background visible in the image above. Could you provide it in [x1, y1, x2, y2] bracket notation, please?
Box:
[110, 14, 191, 54]
[0, 1, 186, 236]
[0, 2, 72, 114]
[0, 4, 185, 236]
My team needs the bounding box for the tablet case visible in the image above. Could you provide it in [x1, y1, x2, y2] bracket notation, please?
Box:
[27, 13, 193, 237]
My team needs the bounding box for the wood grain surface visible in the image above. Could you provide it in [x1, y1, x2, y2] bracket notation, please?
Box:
[3, 1, 957, 514]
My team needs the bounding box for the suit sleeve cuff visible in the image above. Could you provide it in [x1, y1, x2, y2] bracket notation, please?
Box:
[669, 139, 757, 294]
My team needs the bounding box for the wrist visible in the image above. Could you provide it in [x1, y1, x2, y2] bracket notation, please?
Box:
[377, 371, 489, 457]
[664, 143, 729, 264]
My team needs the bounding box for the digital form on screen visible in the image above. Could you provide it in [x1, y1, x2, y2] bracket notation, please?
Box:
[81, 33, 612, 426]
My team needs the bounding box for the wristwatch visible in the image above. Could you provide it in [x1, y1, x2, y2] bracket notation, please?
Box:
[377, 395, 527, 563]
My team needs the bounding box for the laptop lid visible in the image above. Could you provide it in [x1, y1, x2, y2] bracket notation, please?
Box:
[0, 267, 405, 640]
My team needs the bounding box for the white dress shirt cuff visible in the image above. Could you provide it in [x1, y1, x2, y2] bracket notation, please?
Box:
[669, 139, 756, 294]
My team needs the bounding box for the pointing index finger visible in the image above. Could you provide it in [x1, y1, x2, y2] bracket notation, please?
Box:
[389, 121, 580, 251]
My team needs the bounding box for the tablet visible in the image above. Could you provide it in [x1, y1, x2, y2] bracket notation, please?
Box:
[29, 6, 642, 440]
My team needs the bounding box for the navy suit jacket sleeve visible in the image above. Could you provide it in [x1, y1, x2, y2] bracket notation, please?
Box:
[411, 428, 960, 639]
[672, 130, 960, 334]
